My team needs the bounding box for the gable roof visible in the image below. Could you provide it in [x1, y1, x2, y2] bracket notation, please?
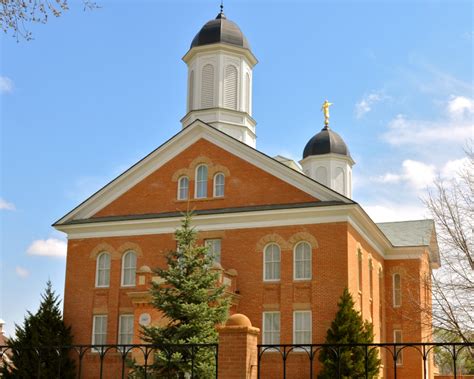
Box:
[54, 120, 354, 226]
[377, 219, 434, 247]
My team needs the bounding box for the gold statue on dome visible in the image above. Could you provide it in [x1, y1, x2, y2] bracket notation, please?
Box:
[321, 100, 333, 128]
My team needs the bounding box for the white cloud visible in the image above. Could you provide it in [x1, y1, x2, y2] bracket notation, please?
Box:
[15, 266, 30, 278]
[441, 156, 470, 179]
[0, 76, 14, 94]
[382, 112, 472, 147]
[0, 198, 16, 211]
[27, 238, 67, 258]
[374, 159, 436, 190]
[363, 203, 427, 223]
[447, 96, 474, 118]
[355, 92, 386, 118]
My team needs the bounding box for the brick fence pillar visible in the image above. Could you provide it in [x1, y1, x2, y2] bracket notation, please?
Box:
[217, 313, 260, 379]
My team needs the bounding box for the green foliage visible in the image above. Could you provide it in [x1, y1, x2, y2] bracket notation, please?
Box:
[318, 288, 380, 379]
[1, 281, 75, 378]
[434, 328, 474, 375]
[132, 213, 230, 378]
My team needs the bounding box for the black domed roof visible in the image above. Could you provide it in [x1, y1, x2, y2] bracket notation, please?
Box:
[303, 127, 351, 159]
[191, 11, 250, 50]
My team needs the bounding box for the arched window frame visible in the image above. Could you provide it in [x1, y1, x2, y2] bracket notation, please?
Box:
[293, 241, 312, 280]
[201, 64, 214, 108]
[121, 251, 137, 287]
[188, 70, 194, 111]
[223, 64, 238, 110]
[263, 243, 281, 281]
[213, 172, 225, 197]
[195, 164, 208, 199]
[177, 176, 189, 200]
[95, 252, 110, 288]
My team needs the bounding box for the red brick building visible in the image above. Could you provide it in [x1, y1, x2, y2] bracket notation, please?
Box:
[54, 9, 440, 378]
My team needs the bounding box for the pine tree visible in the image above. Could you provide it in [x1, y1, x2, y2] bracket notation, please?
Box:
[1, 281, 75, 378]
[135, 213, 230, 378]
[318, 288, 380, 379]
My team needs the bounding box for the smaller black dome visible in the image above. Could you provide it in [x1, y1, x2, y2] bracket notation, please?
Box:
[303, 127, 351, 159]
[191, 12, 250, 50]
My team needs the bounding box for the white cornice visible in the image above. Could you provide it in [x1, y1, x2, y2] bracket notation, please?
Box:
[54, 121, 350, 225]
[182, 43, 258, 67]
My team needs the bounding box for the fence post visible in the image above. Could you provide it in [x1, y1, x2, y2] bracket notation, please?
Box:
[217, 313, 260, 379]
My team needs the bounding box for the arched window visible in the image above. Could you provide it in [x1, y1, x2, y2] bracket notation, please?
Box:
[195, 165, 208, 198]
[224, 65, 238, 110]
[334, 167, 345, 194]
[201, 64, 214, 108]
[188, 70, 194, 111]
[121, 251, 137, 286]
[96, 252, 110, 287]
[315, 166, 328, 186]
[393, 273, 401, 307]
[213, 173, 225, 197]
[294, 242, 312, 280]
[264, 243, 280, 281]
[177, 176, 189, 200]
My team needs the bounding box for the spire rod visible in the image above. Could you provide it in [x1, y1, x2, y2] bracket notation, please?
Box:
[220, 0, 224, 13]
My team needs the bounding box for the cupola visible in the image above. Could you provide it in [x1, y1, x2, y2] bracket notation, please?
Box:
[300, 101, 355, 198]
[181, 7, 258, 147]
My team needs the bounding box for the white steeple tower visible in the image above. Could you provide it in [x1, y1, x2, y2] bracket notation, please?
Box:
[181, 8, 258, 147]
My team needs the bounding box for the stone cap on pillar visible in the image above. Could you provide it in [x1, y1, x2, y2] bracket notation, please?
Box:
[218, 313, 260, 335]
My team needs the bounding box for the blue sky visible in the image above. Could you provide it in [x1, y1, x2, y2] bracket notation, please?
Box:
[1, 0, 472, 337]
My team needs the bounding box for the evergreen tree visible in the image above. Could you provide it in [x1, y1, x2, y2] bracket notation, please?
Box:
[318, 288, 380, 379]
[134, 213, 230, 378]
[1, 281, 75, 378]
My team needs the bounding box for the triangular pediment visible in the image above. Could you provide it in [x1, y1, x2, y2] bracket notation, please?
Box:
[54, 120, 352, 225]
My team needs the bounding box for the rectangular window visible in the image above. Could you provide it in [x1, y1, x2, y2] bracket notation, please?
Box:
[394, 330, 403, 365]
[262, 312, 280, 345]
[393, 273, 402, 307]
[293, 311, 311, 345]
[92, 315, 107, 349]
[118, 315, 134, 349]
[205, 239, 221, 263]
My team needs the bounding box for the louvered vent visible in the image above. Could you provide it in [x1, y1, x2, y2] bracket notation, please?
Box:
[201, 64, 214, 108]
[188, 70, 194, 111]
[224, 65, 238, 110]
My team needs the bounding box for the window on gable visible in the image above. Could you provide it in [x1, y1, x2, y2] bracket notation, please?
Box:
[262, 312, 280, 345]
[121, 251, 137, 287]
[264, 243, 280, 281]
[393, 273, 402, 307]
[92, 315, 107, 350]
[177, 176, 189, 200]
[213, 173, 225, 197]
[294, 242, 312, 280]
[195, 165, 208, 198]
[96, 252, 110, 288]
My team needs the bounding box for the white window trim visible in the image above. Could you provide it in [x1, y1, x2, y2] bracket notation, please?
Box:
[177, 176, 189, 200]
[195, 164, 208, 199]
[394, 329, 403, 365]
[92, 315, 107, 351]
[95, 252, 110, 288]
[121, 251, 137, 287]
[204, 238, 222, 263]
[393, 273, 402, 308]
[263, 243, 281, 282]
[213, 173, 225, 198]
[262, 311, 280, 346]
[118, 314, 134, 350]
[293, 310, 312, 346]
[293, 241, 312, 281]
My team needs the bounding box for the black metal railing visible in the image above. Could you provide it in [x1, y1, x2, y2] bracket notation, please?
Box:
[0, 343, 218, 379]
[257, 342, 474, 379]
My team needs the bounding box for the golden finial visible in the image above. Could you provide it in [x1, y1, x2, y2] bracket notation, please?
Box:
[321, 100, 333, 128]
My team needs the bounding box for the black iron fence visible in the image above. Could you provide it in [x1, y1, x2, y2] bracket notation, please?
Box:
[0, 343, 218, 379]
[257, 342, 474, 379]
